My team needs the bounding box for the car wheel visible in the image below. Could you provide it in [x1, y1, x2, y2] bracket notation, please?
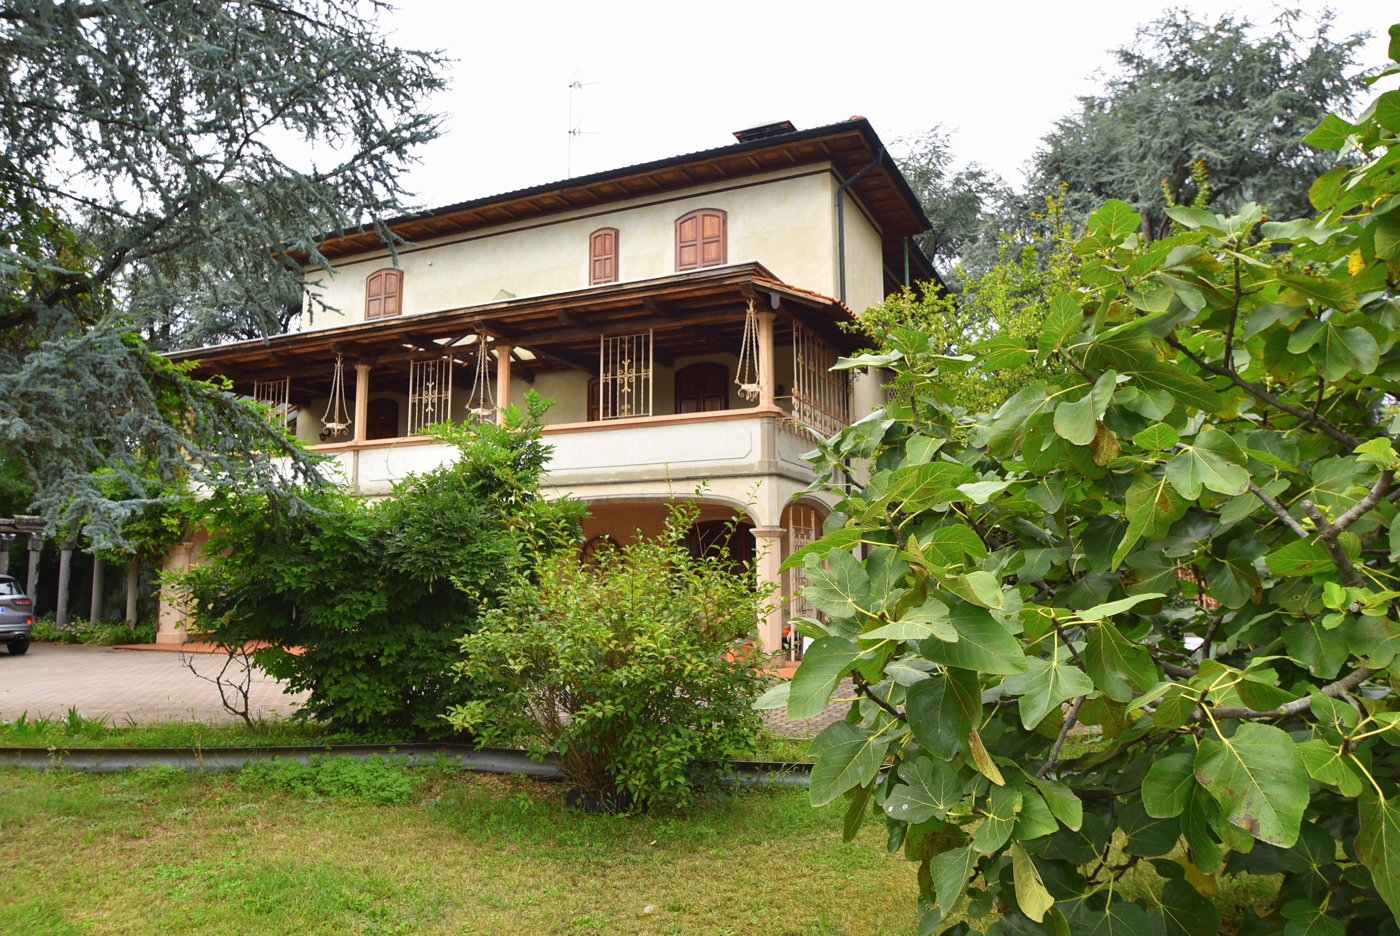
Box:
[7, 639, 29, 655]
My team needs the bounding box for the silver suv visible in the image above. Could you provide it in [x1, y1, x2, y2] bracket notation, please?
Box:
[0, 575, 34, 655]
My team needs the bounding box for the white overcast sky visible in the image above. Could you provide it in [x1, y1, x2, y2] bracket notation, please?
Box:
[383, 1, 1395, 210]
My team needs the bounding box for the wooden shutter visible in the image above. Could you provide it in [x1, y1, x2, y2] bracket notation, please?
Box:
[365, 269, 403, 320]
[589, 228, 618, 285]
[676, 209, 726, 271]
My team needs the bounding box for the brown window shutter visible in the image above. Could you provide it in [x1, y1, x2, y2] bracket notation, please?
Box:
[700, 210, 726, 266]
[676, 209, 725, 271]
[590, 228, 618, 285]
[366, 269, 403, 320]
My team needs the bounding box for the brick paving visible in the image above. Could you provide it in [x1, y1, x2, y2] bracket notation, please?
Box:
[0, 643, 306, 725]
[761, 678, 854, 739]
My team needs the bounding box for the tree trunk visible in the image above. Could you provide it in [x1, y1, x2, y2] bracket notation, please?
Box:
[90, 556, 105, 623]
[56, 541, 74, 628]
[126, 555, 140, 631]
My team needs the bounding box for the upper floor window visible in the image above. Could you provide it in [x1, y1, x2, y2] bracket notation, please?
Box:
[365, 268, 403, 320]
[675, 209, 726, 271]
[589, 228, 619, 285]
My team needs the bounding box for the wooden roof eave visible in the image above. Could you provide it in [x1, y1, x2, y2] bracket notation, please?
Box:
[168, 263, 864, 381]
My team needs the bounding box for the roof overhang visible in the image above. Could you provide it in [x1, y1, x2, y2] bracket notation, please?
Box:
[170, 263, 865, 388]
[308, 118, 932, 264]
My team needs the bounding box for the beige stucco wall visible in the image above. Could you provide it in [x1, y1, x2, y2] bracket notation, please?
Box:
[302, 166, 871, 327]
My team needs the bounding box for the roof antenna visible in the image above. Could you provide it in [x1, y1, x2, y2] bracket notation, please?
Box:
[567, 69, 597, 178]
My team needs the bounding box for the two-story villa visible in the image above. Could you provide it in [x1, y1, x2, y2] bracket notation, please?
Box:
[160, 117, 937, 654]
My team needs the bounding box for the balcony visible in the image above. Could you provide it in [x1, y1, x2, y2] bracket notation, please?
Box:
[311, 405, 822, 498]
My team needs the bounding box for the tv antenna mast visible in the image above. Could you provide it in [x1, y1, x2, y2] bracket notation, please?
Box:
[567, 69, 598, 178]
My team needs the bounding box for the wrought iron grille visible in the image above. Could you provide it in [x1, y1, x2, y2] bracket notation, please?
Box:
[784, 503, 822, 661]
[791, 321, 849, 440]
[598, 331, 653, 419]
[252, 377, 294, 428]
[407, 357, 454, 434]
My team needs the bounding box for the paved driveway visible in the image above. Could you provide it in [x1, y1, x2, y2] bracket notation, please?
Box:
[0, 643, 306, 725]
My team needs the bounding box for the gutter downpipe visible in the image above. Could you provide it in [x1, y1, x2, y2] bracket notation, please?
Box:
[836, 144, 885, 306]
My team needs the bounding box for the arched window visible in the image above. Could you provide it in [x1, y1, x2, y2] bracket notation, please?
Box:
[686, 519, 754, 571]
[365, 268, 403, 320]
[675, 209, 726, 271]
[674, 362, 728, 414]
[589, 228, 618, 285]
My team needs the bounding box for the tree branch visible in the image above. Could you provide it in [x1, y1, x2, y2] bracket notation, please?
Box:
[1249, 480, 1308, 538]
[1038, 695, 1086, 778]
[851, 672, 906, 722]
[1202, 665, 1378, 721]
[1164, 336, 1360, 449]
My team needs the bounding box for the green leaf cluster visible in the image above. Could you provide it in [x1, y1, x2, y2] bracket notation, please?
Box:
[448, 501, 770, 809]
[180, 393, 586, 739]
[787, 32, 1400, 936]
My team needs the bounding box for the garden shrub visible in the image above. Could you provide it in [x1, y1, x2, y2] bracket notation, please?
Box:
[237, 755, 417, 805]
[180, 393, 584, 739]
[447, 505, 772, 808]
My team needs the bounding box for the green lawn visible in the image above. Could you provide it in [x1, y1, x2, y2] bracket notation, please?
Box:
[0, 765, 917, 935]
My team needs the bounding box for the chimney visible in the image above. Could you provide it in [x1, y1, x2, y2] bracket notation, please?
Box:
[732, 120, 798, 143]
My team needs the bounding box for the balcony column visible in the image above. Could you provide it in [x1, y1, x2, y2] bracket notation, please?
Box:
[756, 310, 776, 408]
[352, 362, 371, 443]
[751, 525, 787, 655]
[495, 343, 513, 425]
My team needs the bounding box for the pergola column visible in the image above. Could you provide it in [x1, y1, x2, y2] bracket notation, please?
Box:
[495, 342, 513, 424]
[126, 555, 140, 631]
[89, 555, 105, 622]
[0, 534, 13, 576]
[750, 525, 787, 654]
[55, 539, 74, 628]
[756, 310, 776, 408]
[353, 362, 371, 443]
[26, 533, 41, 600]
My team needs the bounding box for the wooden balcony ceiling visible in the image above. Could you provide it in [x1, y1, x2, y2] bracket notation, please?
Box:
[169, 263, 865, 388]
[310, 118, 930, 263]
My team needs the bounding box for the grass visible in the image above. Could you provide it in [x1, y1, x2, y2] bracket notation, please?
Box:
[0, 713, 348, 749]
[0, 764, 917, 935]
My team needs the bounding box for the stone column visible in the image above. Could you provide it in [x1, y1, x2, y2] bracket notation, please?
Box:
[756, 310, 777, 408]
[89, 555, 105, 623]
[495, 343, 513, 425]
[156, 540, 193, 645]
[126, 555, 140, 631]
[0, 533, 13, 576]
[26, 533, 41, 600]
[750, 526, 788, 655]
[55, 539, 74, 628]
[353, 362, 371, 443]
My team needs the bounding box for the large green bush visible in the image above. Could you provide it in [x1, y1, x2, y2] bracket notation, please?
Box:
[772, 28, 1400, 936]
[447, 507, 771, 808]
[180, 394, 584, 739]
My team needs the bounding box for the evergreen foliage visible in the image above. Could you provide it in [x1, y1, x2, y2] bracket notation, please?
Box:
[778, 26, 1400, 935]
[1033, 9, 1366, 241]
[0, 0, 446, 543]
